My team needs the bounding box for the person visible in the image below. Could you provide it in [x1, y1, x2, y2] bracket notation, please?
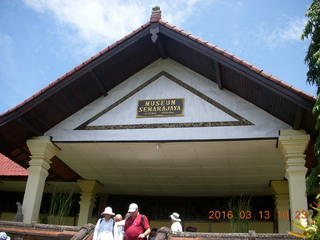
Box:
[149, 228, 157, 240]
[0, 232, 10, 240]
[93, 206, 115, 240]
[170, 212, 182, 232]
[124, 203, 151, 240]
[114, 214, 126, 240]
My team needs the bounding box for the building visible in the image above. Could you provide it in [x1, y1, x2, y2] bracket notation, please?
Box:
[0, 7, 317, 233]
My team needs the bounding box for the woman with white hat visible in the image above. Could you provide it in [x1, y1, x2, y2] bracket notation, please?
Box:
[0, 232, 10, 240]
[170, 212, 182, 232]
[93, 206, 115, 240]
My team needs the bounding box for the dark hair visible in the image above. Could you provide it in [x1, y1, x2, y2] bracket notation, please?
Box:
[151, 228, 158, 232]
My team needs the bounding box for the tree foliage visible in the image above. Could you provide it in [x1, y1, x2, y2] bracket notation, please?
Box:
[302, 0, 320, 194]
[302, 0, 320, 92]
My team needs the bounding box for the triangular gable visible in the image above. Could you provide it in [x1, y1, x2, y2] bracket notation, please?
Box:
[75, 71, 253, 130]
[45, 59, 291, 142]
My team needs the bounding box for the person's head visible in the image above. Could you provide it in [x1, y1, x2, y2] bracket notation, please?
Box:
[101, 206, 115, 220]
[170, 212, 181, 223]
[125, 212, 131, 219]
[128, 203, 139, 218]
[0, 232, 10, 240]
[150, 228, 158, 236]
[114, 214, 123, 222]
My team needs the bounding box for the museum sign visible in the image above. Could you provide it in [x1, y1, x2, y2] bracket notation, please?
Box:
[137, 98, 184, 118]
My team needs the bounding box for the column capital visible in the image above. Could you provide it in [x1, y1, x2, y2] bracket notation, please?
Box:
[278, 130, 310, 157]
[270, 181, 290, 207]
[23, 136, 59, 223]
[285, 158, 308, 180]
[278, 129, 309, 232]
[79, 192, 97, 203]
[26, 136, 60, 163]
[270, 180, 289, 195]
[77, 180, 103, 193]
[77, 180, 103, 226]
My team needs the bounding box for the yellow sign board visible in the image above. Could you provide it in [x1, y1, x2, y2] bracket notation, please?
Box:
[137, 98, 184, 118]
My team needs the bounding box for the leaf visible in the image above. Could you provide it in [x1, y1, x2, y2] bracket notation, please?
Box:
[306, 226, 317, 232]
[292, 220, 307, 231]
[287, 231, 306, 238]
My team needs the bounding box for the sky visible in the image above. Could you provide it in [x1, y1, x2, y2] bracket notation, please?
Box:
[0, 0, 316, 114]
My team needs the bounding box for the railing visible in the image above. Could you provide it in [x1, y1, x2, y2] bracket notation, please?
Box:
[155, 227, 299, 240]
[0, 220, 94, 240]
[0, 221, 299, 240]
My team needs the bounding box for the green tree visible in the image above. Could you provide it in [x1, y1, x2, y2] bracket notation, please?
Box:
[301, 0, 320, 193]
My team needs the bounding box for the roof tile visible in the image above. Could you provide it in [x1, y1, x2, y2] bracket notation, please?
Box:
[260, 71, 272, 79]
[241, 60, 253, 69]
[279, 81, 292, 89]
[188, 34, 199, 42]
[221, 50, 233, 58]
[250, 65, 263, 74]
[290, 86, 303, 95]
[0, 154, 28, 176]
[206, 43, 216, 49]
[212, 46, 225, 54]
[270, 76, 282, 85]
[230, 55, 244, 64]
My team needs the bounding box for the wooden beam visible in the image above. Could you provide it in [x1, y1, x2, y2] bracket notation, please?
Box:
[18, 117, 43, 136]
[89, 70, 108, 96]
[293, 107, 305, 130]
[214, 61, 223, 90]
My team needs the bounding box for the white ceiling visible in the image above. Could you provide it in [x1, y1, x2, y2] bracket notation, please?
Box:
[53, 139, 285, 197]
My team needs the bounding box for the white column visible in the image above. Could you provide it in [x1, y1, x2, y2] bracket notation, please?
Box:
[278, 129, 310, 231]
[77, 180, 103, 226]
[22, 136, 60, 223]
[270, 180, 290, 233]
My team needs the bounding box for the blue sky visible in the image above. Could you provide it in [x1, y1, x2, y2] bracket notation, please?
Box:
[0, 0, 316, 114]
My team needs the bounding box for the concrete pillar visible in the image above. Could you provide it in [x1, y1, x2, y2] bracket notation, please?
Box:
[77, 180, 103, 226]
[278, 129, 310, 231]
[23, 136, 60, 223]
[270, 180, 290, 233]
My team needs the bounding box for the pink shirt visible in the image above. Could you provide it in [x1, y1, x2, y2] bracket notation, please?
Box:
[124, 214, 150, 240]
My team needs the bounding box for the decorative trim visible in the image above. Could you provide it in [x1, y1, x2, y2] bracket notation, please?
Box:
[75, 71, 254, 130]
[82, 121, 252, 130]
[150, 25, 159, 43]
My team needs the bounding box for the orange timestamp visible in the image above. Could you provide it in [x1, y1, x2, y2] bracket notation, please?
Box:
[209, 210, 271, 220]
[209, 210, 308, 220]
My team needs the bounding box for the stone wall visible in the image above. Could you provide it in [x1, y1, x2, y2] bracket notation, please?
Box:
[0, 222, 299, 240]
[157, 227, 299, 240]
[0, 221, 94, 240]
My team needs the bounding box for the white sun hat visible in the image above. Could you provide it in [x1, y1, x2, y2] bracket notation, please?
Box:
[170, 212, 181, 222]
[0, 232, 10, 240]
[128, 203, 138, 213]
[101, 206, 115, 216]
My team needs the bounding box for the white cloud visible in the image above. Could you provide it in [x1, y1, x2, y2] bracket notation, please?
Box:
[256, 17, 307, 49]
[22, 0, 211, 57]
[0, 32, 15, 74]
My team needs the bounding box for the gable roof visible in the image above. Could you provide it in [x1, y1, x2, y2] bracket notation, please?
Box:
[0, 153, 28, 176]
[0, 8, 317, 181]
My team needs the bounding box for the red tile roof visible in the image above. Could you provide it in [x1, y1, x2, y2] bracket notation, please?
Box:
[0, 153, 28, 176]
[0, 11, 316, 118]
